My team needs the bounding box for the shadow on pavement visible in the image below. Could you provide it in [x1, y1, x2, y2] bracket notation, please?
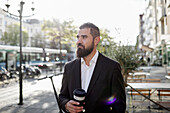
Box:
[0, 90, 59, 113]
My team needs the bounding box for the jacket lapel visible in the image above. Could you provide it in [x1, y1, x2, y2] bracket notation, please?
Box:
[74, 58, 81, 89]
[86, 53, 104, 96]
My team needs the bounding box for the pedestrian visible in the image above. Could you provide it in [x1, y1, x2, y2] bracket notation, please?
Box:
[59, 22, 126, 113]
[147, 57, 150, 66]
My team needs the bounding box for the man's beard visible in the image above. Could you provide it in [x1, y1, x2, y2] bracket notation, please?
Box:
[76, 41, 94, 58]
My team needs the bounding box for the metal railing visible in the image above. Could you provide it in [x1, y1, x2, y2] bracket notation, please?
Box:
[126, 83, 170, 111]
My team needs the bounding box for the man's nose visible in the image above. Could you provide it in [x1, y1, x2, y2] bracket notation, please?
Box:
[76, 37, 82, 44]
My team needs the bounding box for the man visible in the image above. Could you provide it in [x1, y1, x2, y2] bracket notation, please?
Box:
[59, 22, 126, 113]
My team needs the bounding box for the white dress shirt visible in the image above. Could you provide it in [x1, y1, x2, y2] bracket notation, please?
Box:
[81, 51, 99, 92]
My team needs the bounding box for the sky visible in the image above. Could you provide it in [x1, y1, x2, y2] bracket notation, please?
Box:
[1, 0, 145, 45]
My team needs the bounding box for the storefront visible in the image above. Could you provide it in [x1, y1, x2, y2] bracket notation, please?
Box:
[154, 40, 170, 67]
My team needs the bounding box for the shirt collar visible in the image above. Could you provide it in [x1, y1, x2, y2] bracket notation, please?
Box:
[81, 50, 99, 65]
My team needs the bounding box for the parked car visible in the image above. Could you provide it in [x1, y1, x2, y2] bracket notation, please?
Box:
[23, 64, 42, 77]
[29, 61, 55, 70]
[16, 64, 42, 78]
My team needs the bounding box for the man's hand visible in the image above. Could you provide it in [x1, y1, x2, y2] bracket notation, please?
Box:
[65, 100, 84, 113]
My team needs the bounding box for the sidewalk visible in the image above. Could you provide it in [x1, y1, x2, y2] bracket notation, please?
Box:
[0, 70, 63, 113]
[0, 91, 60, 113]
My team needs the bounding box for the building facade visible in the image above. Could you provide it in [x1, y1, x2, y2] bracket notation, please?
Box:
[138, 0, 170, 66]
[0, 8, 42, 47]
[0, 8, 5, 40]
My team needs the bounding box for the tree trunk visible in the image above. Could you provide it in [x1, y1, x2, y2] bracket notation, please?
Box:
[124, 73, 128, 87]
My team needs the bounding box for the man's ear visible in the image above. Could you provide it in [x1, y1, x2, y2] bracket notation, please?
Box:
[94, 36, 100, 46]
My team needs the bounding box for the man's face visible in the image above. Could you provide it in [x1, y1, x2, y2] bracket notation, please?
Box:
[76, 28, 94, 58]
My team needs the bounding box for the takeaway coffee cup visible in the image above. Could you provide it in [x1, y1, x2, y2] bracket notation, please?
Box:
[73, 88, 86, 112]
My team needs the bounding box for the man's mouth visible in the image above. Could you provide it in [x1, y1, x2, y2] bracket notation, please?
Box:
[78, 45, 83, 48]
[77, 44, 84, 49]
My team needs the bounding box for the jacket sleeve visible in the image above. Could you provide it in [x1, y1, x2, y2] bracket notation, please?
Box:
[110, 63, 126, 113]
[58, 65, 70, 112]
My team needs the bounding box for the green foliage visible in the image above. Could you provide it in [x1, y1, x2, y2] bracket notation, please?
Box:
[102, 41, 142, 84]
[108, 42, 142, 75]
[1, 24, 28, 46]
[97, 28, 115, 53]
[31, 32, 44, 47]
[42, 19, 77, 52]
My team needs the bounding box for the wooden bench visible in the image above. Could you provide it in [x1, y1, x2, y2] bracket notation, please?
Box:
[128, 89, 151, 98]
[128, 89, 151, 108]
[127, 79, 142, 83]
[142, 79, 161, 83]
[157, 89, 170, 100]
[134, 74, 146, 79]
[156, 89, 170, 108]
[127, 79, 160, 83]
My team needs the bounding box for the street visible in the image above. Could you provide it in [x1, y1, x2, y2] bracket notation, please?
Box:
[0, 71, 63, 113]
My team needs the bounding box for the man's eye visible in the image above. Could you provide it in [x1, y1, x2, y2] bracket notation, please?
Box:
[82, 36, 87, 38]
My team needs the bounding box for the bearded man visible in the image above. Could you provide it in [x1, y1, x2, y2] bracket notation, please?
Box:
[59, 22, 126, 113]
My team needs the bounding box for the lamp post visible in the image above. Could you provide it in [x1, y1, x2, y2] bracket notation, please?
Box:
[3, 0, 35, 105]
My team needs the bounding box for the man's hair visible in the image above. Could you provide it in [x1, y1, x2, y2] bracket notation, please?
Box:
[79, 22, 100, 39]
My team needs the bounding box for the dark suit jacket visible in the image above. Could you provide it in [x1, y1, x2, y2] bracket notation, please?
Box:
[59, 53, 126, 113]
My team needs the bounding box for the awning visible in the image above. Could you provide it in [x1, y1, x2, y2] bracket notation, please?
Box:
[141, 45, 154, 52]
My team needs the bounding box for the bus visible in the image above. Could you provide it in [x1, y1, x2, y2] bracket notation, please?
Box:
[0, 45, 67, 71]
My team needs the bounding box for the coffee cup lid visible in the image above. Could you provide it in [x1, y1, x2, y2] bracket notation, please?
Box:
[73, 88, 86, 97]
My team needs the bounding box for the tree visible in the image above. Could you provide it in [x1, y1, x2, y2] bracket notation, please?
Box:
[1, 24, 28, 46]
[97, 28, 116, 55]
[31, 32, 44, 48]
[42, 19, 77, 52]
[108, 42, 142, 85]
